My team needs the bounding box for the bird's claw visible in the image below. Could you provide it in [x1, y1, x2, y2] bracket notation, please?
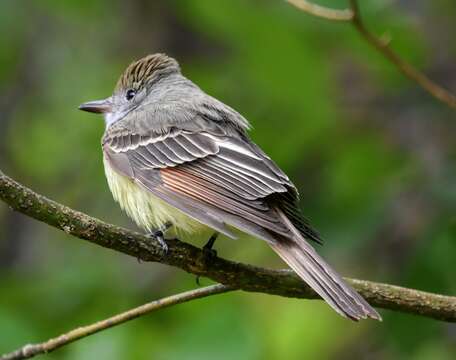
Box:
[148, 224, 171, 256]
[152, 230, 168, 255]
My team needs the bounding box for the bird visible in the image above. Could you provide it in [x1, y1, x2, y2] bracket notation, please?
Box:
[79, 53, 381, 321]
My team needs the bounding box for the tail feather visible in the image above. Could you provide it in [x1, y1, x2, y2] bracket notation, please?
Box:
[271, 208, 381, 321]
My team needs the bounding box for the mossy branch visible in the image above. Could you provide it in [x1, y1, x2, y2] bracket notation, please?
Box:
[1, 170, 455, 323]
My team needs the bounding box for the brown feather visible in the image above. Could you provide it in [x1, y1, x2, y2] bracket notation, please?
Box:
[160, 167, 289, 235]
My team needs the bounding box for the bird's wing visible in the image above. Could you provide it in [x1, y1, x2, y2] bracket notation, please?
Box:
[103, 127, 301, 242]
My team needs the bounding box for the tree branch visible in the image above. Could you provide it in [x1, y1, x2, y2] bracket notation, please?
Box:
[0, 284, 233, 360]
[1, 170, 456, 322]
[286, 0, 456, 109]
[285, 0, 353, 21]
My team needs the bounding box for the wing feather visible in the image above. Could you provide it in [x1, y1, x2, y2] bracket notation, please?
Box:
[145, 144, 175, 166]
[103, 128, 318, 243]
[218, 147, 286, 183]
[173, 135, 207, 157]
[153, 141, 184, 164]
[162, 137, 194, 161]
[183, 162, 262, 200]
[160, 168, 289, 235]
[201, 160, 273, 196]
[182, 133, 218, 154]
[209, 157, 287, 193]
[161, 168, 273, 214]
[132, 147, 162, 168]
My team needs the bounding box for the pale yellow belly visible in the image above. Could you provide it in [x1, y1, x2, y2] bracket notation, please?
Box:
[103, 159, 210, 238]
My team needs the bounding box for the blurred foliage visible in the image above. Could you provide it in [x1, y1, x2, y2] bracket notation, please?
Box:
[1, 0, 456, 359]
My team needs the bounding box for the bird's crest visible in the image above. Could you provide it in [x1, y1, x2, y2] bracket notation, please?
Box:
[115, 53, 180, 92]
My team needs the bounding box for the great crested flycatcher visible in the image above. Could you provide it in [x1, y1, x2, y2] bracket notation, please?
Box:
[79, 53, 380, 321]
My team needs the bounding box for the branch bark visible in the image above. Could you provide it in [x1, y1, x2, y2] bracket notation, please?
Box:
[286, 0, 456, 109]
[0, 284, 233, 360]
[1, 170, 455, 322]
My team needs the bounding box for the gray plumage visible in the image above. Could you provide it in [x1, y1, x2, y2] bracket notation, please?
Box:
[80, 53, 381, 321]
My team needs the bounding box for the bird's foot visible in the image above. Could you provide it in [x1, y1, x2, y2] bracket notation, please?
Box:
[147, 222, 172, 256]
[150, 229, 168, 255]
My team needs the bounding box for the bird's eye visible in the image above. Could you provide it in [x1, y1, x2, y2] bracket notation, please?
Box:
[126, 89, 136, 101]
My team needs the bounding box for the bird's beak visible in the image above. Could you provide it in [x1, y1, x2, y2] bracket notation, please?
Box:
[78, 98, 112, 114]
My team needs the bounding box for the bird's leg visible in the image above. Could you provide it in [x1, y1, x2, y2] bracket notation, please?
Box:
[196, 233, 219, 286]
[203, 232, 218, 257]
[148, 221, 172, 255]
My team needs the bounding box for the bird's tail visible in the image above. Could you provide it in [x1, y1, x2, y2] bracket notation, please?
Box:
[270, 208, 381, 321]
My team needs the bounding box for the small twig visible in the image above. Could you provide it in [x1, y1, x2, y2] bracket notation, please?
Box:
[286, 0, 456, 109]
[0, 284, 233, 360]
[348, 0, 456, 109]
[286, 0, 353, 21]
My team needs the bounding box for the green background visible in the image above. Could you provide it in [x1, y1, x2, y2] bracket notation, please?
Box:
[1, 0, 455, 359]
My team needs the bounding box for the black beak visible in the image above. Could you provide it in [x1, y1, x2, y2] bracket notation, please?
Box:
[78, 98, 112, 114]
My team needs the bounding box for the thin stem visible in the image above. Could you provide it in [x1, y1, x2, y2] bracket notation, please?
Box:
[285, 0, 353, 21]
[0, 284, 233, 360]
[286, 0, 456, 109]
[348, 0, 456, 109]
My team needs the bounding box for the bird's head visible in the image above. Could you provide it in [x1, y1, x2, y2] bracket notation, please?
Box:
[79, 53, 180, 126]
